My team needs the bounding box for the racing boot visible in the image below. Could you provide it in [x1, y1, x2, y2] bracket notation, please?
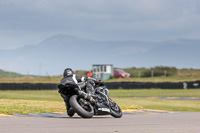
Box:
[67, 107, 75, 117]
[61, 94, 75, 117]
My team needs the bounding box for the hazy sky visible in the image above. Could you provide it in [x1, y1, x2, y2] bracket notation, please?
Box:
[0, 0, 200, 49]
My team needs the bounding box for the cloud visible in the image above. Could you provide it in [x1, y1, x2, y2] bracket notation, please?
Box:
[0, 0, 200, 49]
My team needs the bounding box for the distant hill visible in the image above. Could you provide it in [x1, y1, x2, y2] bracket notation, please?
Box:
[0, 69, 24, 78]
[0, 34, 199, 75]
[1, 66, 200, 79]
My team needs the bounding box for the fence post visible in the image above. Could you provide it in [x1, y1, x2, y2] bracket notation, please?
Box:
[164, 70, 167, 77]
[151, 70, 154, 77]
[139, 71, 141, 78]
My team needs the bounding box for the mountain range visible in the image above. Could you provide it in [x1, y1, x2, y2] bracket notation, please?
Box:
[0, 34, 200, 76]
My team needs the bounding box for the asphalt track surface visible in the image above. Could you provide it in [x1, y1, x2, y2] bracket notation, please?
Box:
[1, 112, 200, 133]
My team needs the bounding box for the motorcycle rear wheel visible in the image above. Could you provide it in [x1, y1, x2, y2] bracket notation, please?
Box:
[69, 95, 94, 118]
[109, 98, 122, 118]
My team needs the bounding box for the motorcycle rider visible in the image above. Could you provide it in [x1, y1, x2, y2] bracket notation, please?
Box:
[58, 68, 96, 117]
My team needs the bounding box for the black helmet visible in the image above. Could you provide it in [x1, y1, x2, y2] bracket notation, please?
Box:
[63, 68, 74, 77]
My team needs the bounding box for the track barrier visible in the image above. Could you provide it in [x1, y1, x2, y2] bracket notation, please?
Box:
[0, 83, 57, 90]
[105, 81, 200, 89]
[0, 81, 199, 90]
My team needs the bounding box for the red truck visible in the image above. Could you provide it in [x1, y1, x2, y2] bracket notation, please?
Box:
[113, 68, 131, 78]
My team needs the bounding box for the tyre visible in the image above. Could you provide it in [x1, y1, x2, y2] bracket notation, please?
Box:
[69, 95, 94, 118]
[109, 98, 122, 118]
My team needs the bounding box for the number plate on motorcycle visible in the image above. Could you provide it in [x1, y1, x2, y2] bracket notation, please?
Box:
[98, 108, 110, 112]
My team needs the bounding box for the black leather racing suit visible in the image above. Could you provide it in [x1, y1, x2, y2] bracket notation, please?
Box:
[58, 74, 96, 116]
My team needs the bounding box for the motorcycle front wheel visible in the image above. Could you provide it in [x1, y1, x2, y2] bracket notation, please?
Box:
[109, 98, 123, 118]
[69, 95, 94, 118]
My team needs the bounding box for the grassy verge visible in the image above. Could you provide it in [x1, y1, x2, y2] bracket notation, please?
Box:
[0, 89, 200, 114]
[113, 97, 200, 112]
[109, 89, 200, 97]
[110, 89, 200, 112]
[1, 76, 200, 83]
[0, 99, 66, 114]
[0, 76, 62, 83]
[106, 76, 200, 82]
[0, 90, 61, 101]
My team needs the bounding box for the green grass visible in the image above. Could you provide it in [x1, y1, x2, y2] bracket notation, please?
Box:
[1, 75, 200, 83]
[0, 90, 61, 101]
[0, 90, 65, 114]
[0, 99, 66, 114]
[106, 76, 200, 82]
[109, 89, 200, 97]
[110, 89, 200, 112]
[0, 76, 62, 83]
[0, 89, 200, 114]
[113, 97, 200, 112]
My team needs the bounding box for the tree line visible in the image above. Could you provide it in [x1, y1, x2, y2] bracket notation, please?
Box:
[124, 66, 198, 78]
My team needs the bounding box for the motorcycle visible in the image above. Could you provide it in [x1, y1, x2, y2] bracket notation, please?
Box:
[58, 80, 122, 118]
